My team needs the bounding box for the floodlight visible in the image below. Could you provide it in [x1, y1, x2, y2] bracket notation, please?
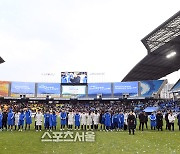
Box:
[166, 51, 176, 58]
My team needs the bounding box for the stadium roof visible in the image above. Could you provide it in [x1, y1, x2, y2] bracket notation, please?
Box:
[0, 57, 5, 64]
[122, 11, 180, 82]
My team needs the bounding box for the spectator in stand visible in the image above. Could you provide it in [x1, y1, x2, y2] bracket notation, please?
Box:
[168, 111, 175, 131]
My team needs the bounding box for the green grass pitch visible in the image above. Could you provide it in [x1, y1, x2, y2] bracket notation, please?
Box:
[0, 120, 179, 154]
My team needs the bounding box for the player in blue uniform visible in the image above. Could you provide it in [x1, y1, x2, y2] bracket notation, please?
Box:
[52, 111, 57, 130]
[74, 111, 80, 130]
[112, 111, 119, 131]
[49, 111, 53, 131]
[100, 111, 105, 131]
[44, 111, 50, 130]
[149, 112, 156, 130]
[61, 76, 67, 83]
[25, 108, 32, 130]
[65, 73, 71, 83]
[104, 110, 111, 131]
[18, 109, 25, 131]
[60, 109, 67, 130]
[7, 108, 14, 131]
[0, 110, 3, 131]
[119, 111, 124, 131]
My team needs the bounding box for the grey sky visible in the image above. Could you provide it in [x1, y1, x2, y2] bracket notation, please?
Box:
[0, 0, 179, 83]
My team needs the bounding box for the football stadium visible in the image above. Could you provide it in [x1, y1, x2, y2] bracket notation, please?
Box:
[0, 3, 180, 154]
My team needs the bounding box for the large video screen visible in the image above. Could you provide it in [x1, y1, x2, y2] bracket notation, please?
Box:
[61, 72, 87, 84]
[62, 85, 86, 95]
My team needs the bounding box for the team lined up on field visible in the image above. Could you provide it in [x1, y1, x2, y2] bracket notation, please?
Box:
[0, 107, 180, 133]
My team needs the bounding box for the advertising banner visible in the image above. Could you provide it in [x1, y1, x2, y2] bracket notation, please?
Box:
[11, 82, 35, 97]
[140, 80, 164, 97]
[88, 83, 111, 97]
[0, 81, 10, 97]
[37, 83, 60, 97]
[114, 82, 138, 97]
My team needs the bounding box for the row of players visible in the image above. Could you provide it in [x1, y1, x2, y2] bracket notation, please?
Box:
[0, 108, 125, 131]
[0, 108, 180, 133]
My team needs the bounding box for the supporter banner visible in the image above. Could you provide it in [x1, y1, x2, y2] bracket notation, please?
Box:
[88, 83, 111, 97]
[113, 82, 138, 96]
[11, 82, 35, 97]
[0, 81, 10, 97]
[140, 80, 164, 97]
[37, 83, 60, 97]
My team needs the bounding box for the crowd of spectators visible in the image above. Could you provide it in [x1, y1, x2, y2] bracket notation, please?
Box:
[0, 99, 179, 115]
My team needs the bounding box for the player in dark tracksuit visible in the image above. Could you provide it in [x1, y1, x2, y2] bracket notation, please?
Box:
[144, 112, 148, 130]
[44, 111, 50, 130]
[177, 113, 180, 131]
[0, 111, 3, 131]
[139, 111, 146, 131]
[156, 111, 163, 131]
[2, 110, 8, 130]
[128, 111, 136, 135]
[99, 111, 105, 131]
[165, 111, 170, 130]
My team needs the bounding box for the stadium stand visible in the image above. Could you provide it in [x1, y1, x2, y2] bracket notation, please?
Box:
[122, 11, 180, 81]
